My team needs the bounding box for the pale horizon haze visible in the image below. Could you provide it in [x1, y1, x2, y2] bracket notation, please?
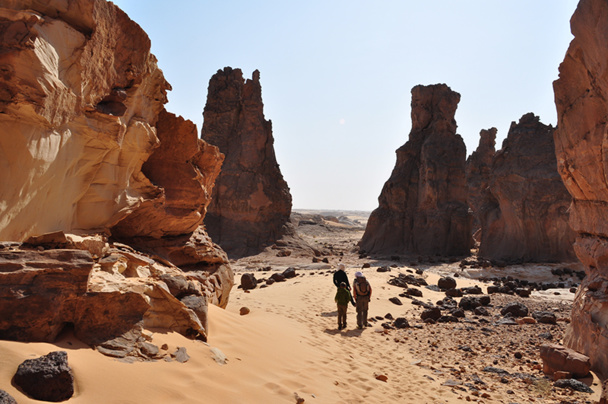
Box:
[112, 1, 579, 211]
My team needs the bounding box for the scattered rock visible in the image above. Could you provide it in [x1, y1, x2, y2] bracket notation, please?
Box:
[500, 302, 529, 318]
[421, 307, 442, 322]
[171, 347, 190, 363]
[540, 343, 590, 378]
[241, 273, 258, 290]
[0, 389, 17, 404]
[210, 347, 228, 365]
[13, 351, 74, 402]
[438, 276, 457, 290]
[375, 374, 388, 382]
[393, 318, 410, 329]
[389, 297, 403, 306]
[553, 378, 594, 394]
[532, 311, 557, 325]
[240, 307, 251, 315]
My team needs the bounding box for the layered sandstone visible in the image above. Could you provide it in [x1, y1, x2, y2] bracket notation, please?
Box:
[0, 0, 233, 356]
[359, 84, 472, 257]
[466, 128, 497, 234]
[477, 113, 575, 263]
[553, 0, 608, 378]
[201, 67, 292, 257]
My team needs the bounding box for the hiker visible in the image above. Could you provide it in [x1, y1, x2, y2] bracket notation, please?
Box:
[353, 271, 372, 329]
[333, 263, 350, 289]
[334, 281, 352, 330]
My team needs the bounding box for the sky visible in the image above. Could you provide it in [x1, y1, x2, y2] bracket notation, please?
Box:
[112, 0, 579, 211]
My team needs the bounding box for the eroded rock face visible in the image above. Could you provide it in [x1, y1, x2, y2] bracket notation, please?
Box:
[466, 128, 497, 233]
[201, 67, 292, 257]
[553, 0, 608, 378]
[359, 84, 472, 257]
[0, 0, 167, 240]
[0, 0, 233, 358]
[478, 113, 576, 263]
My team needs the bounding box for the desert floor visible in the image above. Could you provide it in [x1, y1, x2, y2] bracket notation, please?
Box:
[0, 211, 603, 403]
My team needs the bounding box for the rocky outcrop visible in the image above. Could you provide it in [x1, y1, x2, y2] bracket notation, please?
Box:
[466, 128, 497, 234]
[359, 84, 472, 257]
[0, 0, 233, 357]
[201, 67, 292, 258]
[553, 0, 608, 379]
[477, 114, 575, 263]
[0, 0, 167, 241]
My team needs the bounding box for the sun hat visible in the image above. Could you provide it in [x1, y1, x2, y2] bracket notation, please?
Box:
[338, 263, 345, 271]
[355, 271, 363, 278]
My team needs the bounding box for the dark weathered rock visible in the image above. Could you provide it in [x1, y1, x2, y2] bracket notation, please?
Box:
[282, 267, 297, 279]
[438, 276, 457, 290]
[240, 273, 257, 290]
[532, 311, 557, 325]
[13, 351, 74, 402]
[553, 0, 608, 378]
[421, 307, 442, 321]
[478, 113, 575, 263]
[360, 84, 472, 257]
[500, 302, 529, 318]
[540, 343, 591, 378]
[201, 67, 292, 258]
[459, 296, 482, 311]
[394, 318, 410, 329]
[466, 128, 497, 232]
[389, 297, 403, 306]
[0, 389, 17, 404]
[553, 378, 593, 394]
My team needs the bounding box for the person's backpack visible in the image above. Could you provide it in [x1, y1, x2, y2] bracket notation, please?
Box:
[355, 279, 370, 296]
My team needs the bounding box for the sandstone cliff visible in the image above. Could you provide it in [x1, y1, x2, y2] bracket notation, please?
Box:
[477, 113, 576, 263]
[466, 127, 497, 235]
[0, 0, 232, 357]
[359, 84, 472, 257]
[553, 0, 608, 378]
[201, 67, 293, 258]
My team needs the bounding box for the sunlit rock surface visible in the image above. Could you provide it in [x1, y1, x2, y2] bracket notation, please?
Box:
[0, 0, 233, 357]
[553, 0, 608, 378]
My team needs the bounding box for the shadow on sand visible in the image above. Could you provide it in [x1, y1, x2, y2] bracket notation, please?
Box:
[323, 327, 363, 338]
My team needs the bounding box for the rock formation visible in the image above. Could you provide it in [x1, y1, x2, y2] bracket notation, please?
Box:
[0, 0, 233, 358]
[477, 113, 576, 263]
[466, 128, 497, 235]
[553, 0, 608, 379]
[359, 84, 472, 257]
[201, 67, 292, 257]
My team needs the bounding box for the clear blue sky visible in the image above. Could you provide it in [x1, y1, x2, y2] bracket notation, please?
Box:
[112, 1, 578, 211]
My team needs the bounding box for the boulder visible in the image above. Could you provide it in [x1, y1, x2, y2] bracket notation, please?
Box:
[394, 318, 410, 329]
[540, 344, 590, 379]
[553, 0, 608, 377]
[241, 273, 257, 290]
[500, 302, 529, 318]
[438, 276, 457, 290]
[359, 84, 472, 257]
[13, 351, 74, 402]
[478, 113, 575, 263]
[201, 67, 293, 258]
[532, 311, 557, 325]
[421, 307, 442, 321]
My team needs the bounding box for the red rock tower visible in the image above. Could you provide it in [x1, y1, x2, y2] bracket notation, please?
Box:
[360, 84, 472, 257]
[201, 67, 292, 257]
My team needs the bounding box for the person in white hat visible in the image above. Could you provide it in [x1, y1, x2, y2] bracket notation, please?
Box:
[353, 271, 372, 329]
[333, 263, 350, 290]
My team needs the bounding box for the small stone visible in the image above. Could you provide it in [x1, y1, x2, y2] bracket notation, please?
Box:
[375, 374, 388, 382]
[240, 307, 251, 315]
